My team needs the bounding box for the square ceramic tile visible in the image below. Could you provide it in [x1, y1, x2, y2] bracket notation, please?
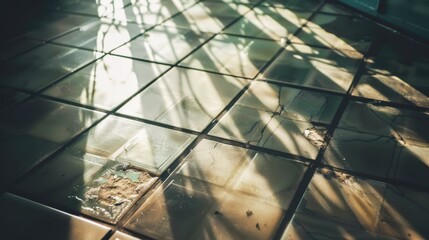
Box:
[238, 81, 342, 124]
[319, 3, 354, 16]
[191, 191, 285, 239]
[353, 74, 429, 108]
[53, 20, 145, 53]
[292, 14, 383, 53]
[282, 170, 429, 239]
[231, 153, 306, 208]
[0, 44, 97, 91]
[338, 101, 429, 147]
[71, 115, 196, 175]
[67, 163, 158, 223]
[180, 34, 281, 78]
[390, 143, 429, 187]
[53, 0, 130, 17]
[209, 105, 320, 159]
[106, 0, 196, 26]
[109, 231, 140, 240]
[163, 1, 251, 33]
[12, 150, 110, 204]
[354, 39, 429, 107]
[263, 0, 323, 11]
[177, 139, 307, 208]
[323, 128, 397, 177]
[43, 55, 170, 110]
[261, 44, 362, 93]
[0, 38, 41, 61]
[175, 139, 252, 187]
[0, 98, 104, 187]
[0, 88, 29, 111]
[282, 170, 386, 239]
[375, 185, 429, 239]
[0, 193, 110, 239]
[111, 25, 211, 64]
[223, 6, 311, 40]
[118, 67, 247, 131]
[25, 13, 96, 40]
[125, 181, 219, 239]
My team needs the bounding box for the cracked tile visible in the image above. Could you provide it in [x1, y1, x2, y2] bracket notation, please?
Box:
[43, 55, 169, 110]
[0, 44, 97, 91]
[163, 1, 251, 33]
[0, 98, 104, 188]
[223, 6, 311, 40]
[262, 44, 362, 93]
[323, 128, 397, 177]
[118, 67, 247, 131]
[112, 25, 211, 65]
[180, 34, 281, 78]
[338, 101, 429, 147]
[238, 81, 342, 124]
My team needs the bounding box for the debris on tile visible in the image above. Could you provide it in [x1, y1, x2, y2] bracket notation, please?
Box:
[71, 164, 157, 223]
[304, 126, 328, 149]
[246, 209, 253, 217]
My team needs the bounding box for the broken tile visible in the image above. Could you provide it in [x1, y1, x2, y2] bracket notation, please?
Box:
[53, 20, 145, 53]
[43, 55, 169, 110]
[118, 67, 247, 131]
[0, 193, 110, 240]
[261, 44, 362, 93]
[112, 25, 211, 65]
[323, 128, 397, 177]
[163, 1, 250, 33]
[72, 115, 196, 175]
[0, 44, 97, 91]
[224, 6, 311, 40]
[180, 34, 281, 78]
[67, 163, 157, 223]
[0, 97, 104, 187]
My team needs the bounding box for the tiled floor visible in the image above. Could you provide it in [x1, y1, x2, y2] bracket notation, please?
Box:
[1, 0, 429, 239]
